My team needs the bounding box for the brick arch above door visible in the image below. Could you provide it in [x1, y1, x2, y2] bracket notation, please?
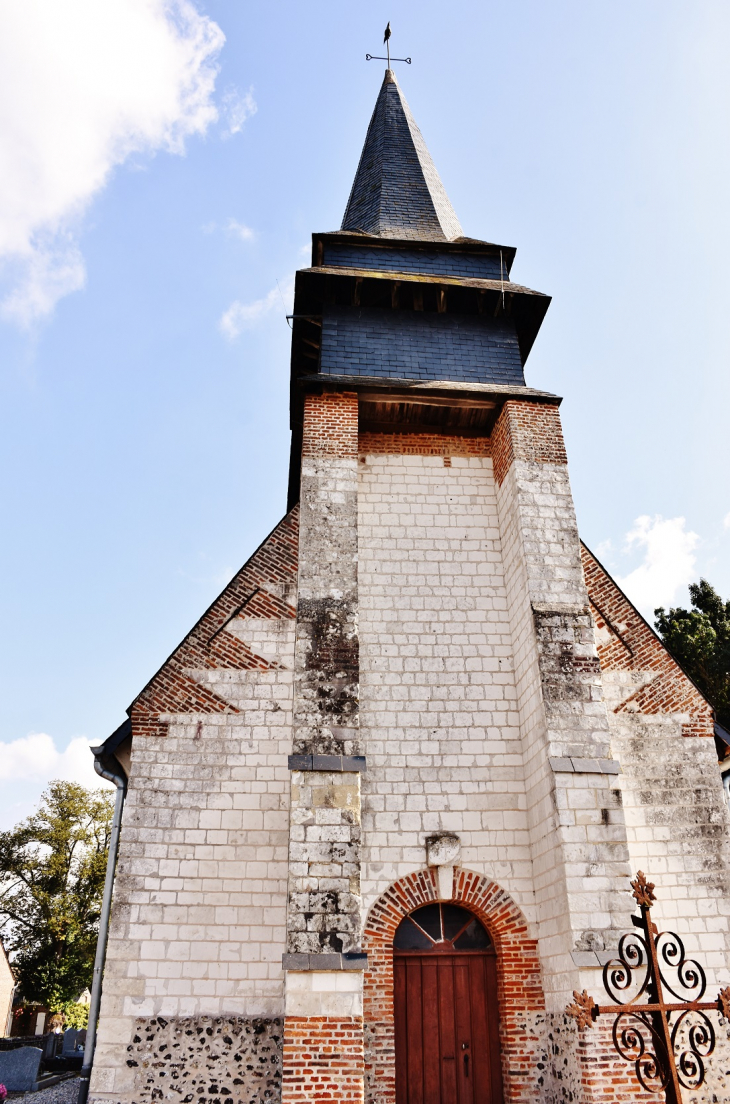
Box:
[363, 868, 547, 1104]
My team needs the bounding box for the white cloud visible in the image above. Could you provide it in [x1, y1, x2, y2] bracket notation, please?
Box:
[220, 86, 257, 139]
[0, 0, 226, 326]
[227, 219, 255, 242]
[616, 515, 699, 616]
[0, 733, 114, 830]
[219, 276, 294, 340]
[0, 732, 107, 787]
[724, 512, 730, 530]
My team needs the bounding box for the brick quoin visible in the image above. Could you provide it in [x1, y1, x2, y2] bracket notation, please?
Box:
[302, 391, 359, 458]
[130, 507, 299, 740]
[282, 1017, 364, 1104]
[358, 432, 491, 457]
[581, 542, 714, 738]
[491, 400, 566, 486]
[362, 869, 545, 1104]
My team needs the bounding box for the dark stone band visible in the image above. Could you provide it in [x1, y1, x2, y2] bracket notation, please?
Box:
[282, 952, 368, 971]
[288, 754, 367, 772]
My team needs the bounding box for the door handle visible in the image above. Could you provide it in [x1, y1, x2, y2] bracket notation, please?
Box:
[462, 1041, 470, 1078]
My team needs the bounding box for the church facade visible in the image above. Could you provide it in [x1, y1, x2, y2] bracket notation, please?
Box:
[88, 70, 730, 1104]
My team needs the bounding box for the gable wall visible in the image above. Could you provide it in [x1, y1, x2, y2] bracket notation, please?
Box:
[90, 510, 299, 1102]
[582, 544, 730, 1103]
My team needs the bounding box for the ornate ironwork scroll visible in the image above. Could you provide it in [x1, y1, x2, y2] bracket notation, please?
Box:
[566, 872, 730, 1104]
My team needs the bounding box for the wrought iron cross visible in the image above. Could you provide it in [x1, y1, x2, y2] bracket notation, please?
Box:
[366, 22, 411, 66]
[566, 872, 730, 1103]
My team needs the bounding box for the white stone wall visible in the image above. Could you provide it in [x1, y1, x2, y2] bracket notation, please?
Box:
[285, 971, 363, 1017]
[610, 713, 730, 986]
[357, 453, 535, 922]
[495, 456, 634, 1011]
[91, 632, 295, 1099]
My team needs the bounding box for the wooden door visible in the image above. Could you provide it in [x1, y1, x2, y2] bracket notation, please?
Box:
[394, 951, 503, 1104]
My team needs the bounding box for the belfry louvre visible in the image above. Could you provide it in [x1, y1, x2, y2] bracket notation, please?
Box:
[87, 67, 730, 1104]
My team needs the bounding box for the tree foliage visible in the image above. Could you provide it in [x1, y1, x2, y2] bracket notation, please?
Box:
[0, 781, 114, 1009]
[655, 579, 730, 729]
[55, 998, 90, 1029]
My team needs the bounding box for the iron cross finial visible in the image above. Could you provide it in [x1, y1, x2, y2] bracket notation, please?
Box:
[631, 870, 656, 909]
[366, 22, 411, 67]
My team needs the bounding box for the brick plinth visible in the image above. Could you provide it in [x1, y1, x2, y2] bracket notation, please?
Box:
[282, 1016, 364, 1103]
[362, 868, 546, 1104]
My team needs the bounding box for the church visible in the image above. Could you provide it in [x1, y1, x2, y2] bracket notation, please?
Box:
[86, 67, 730, 1104]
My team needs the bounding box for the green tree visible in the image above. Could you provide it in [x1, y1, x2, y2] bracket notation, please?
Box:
[655, 579, 730, 729]
[0, 781, 114, 1010]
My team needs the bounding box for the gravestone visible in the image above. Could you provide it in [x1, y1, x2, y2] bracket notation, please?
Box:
[41, 1032, 58, 1060]
[61, 1028, 78, 1056]
[0, 1045, 42, 1091]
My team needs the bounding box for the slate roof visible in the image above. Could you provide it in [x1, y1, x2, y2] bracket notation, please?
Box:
[341, 69, 463, 242]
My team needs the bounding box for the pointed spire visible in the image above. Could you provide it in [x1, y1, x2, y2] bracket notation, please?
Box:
[342, 69, 463, 242]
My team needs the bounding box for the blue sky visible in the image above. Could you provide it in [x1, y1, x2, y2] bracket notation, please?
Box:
[0, 0, 728, 826]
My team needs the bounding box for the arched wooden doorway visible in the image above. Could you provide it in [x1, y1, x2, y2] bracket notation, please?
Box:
[394, 902, 504, 1104]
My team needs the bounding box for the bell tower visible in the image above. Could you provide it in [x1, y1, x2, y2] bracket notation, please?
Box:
[280, 66, 634, 1104]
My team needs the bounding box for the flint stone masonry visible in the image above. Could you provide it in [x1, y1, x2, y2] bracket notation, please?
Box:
[118, 1015, 282, 1104]
[320, 307, 524, 386]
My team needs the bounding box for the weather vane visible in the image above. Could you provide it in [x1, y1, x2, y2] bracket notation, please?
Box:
[366, 22, 411, 66]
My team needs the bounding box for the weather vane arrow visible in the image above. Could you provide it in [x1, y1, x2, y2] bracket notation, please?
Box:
[366, 22, 411, 65]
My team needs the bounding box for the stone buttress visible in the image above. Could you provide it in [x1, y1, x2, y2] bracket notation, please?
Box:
[87, 65, 730, 1104]
[281, 389, 367, 1104]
